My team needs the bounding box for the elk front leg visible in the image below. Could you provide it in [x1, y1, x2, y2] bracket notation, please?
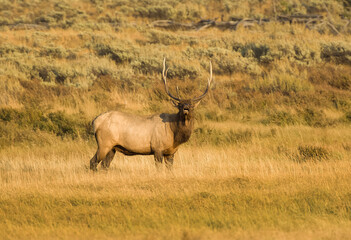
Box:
[154, 152, 164, 169]
[164, 154, 174, 170]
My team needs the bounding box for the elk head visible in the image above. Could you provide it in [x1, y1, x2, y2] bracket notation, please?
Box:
[162, 58, 212, 121]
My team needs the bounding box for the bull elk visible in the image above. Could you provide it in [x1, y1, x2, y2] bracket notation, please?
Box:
[90, 58, 212, 171]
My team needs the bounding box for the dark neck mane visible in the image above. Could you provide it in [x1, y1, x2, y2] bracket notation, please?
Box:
[171, 112, 194, 147]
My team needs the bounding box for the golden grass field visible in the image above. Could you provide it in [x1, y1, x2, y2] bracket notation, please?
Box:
[1, 122, 351, 239]
[1, 0, 351, 239]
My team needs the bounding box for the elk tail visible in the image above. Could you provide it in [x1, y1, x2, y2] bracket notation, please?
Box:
[91, 113, 103, 133]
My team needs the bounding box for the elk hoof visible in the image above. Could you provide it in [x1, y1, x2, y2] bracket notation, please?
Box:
[90, 165, 98, 171]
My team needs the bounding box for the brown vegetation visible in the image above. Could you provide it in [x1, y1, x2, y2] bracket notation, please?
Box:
[0, 0, 351, 239]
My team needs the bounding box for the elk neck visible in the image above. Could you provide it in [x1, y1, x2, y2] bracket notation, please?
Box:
[171, 111, 195, 147]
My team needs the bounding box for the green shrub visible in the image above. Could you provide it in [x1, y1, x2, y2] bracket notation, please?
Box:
[47, 112, 83, 138]
[308, 64, 351, 90]
[94, 43, 134, 64]
[133, 5, 176, 19]
[251, 73, 313, 95]
[230, 42, 320, 64]
[32, 3, 88, 28]
[296, 145, 330, 162]
[0, 44, 32, 55]
[166, 63, 199, 80]
[39, 47, 76, 59]
[0, 108, 20, 122]
[198, 110, 229, 122]
[262, 110, 299, 126]
[147, 30, 182, 45]
[30, 65, 77, 84]
[97, 12, 123, 24]
[328, 75, 351, 90]
[92, 67, 136, 92]
[131, 55, 199, 79]
[192, 126, 252, 146]
[131, 58, 161, 75]
[0, 122, 49, 148]
[239, 43, 270, 62]
[321, 42, 351, 64]
[344, 111, 351, 122]
[0, 108, 92, 140]
[186, 47, 261, 75]
[0, 16, 10, 25]
[301, 108, 335, 127]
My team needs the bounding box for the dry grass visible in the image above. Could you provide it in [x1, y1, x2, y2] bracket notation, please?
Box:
[1, 1, 351, 239]
[1, 123, 351, 239]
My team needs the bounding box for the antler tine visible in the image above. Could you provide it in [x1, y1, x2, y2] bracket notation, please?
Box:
[162, 58, 181, 102]
[176, 86, 181, 99]
[192, 61, 212, 102]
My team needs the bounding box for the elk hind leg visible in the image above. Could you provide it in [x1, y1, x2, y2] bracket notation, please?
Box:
[90, 147, 111, 171]
[154, 152, 164, 169]
[101, 149, 116, 170]
[90, 152, 99, 171]
[165, 154, 174, 170]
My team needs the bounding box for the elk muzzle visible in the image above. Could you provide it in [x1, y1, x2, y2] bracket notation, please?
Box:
[183, 107, 189, 115]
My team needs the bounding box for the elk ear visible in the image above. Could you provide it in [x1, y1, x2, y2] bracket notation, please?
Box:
[171, 99, 178, 107]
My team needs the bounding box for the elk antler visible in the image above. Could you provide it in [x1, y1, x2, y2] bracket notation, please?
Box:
[192, 61, 212, 102]
[162, 58, 212, 102]
[176, 86, 181, 99]
[162, 58, 181, 102]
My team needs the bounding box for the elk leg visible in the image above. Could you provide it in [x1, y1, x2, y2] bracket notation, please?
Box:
[101, 149, 116, 169]
[90, 152, 99, 171]
[90, 147, 110, 171]
[164, 154, 174, 170]
[154, 152, 163, 169]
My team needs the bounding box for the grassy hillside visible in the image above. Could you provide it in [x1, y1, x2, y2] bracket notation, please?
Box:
[0, 0, 351, 239]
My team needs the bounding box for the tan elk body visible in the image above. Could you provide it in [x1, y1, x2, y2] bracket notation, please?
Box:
[90, 59, 212, 170]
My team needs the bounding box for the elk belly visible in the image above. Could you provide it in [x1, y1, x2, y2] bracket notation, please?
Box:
[114, 128, 153, 155]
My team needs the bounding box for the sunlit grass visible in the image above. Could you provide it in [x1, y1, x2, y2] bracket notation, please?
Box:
[1, 1, 351, 239]
[1, 123, 351, 239]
